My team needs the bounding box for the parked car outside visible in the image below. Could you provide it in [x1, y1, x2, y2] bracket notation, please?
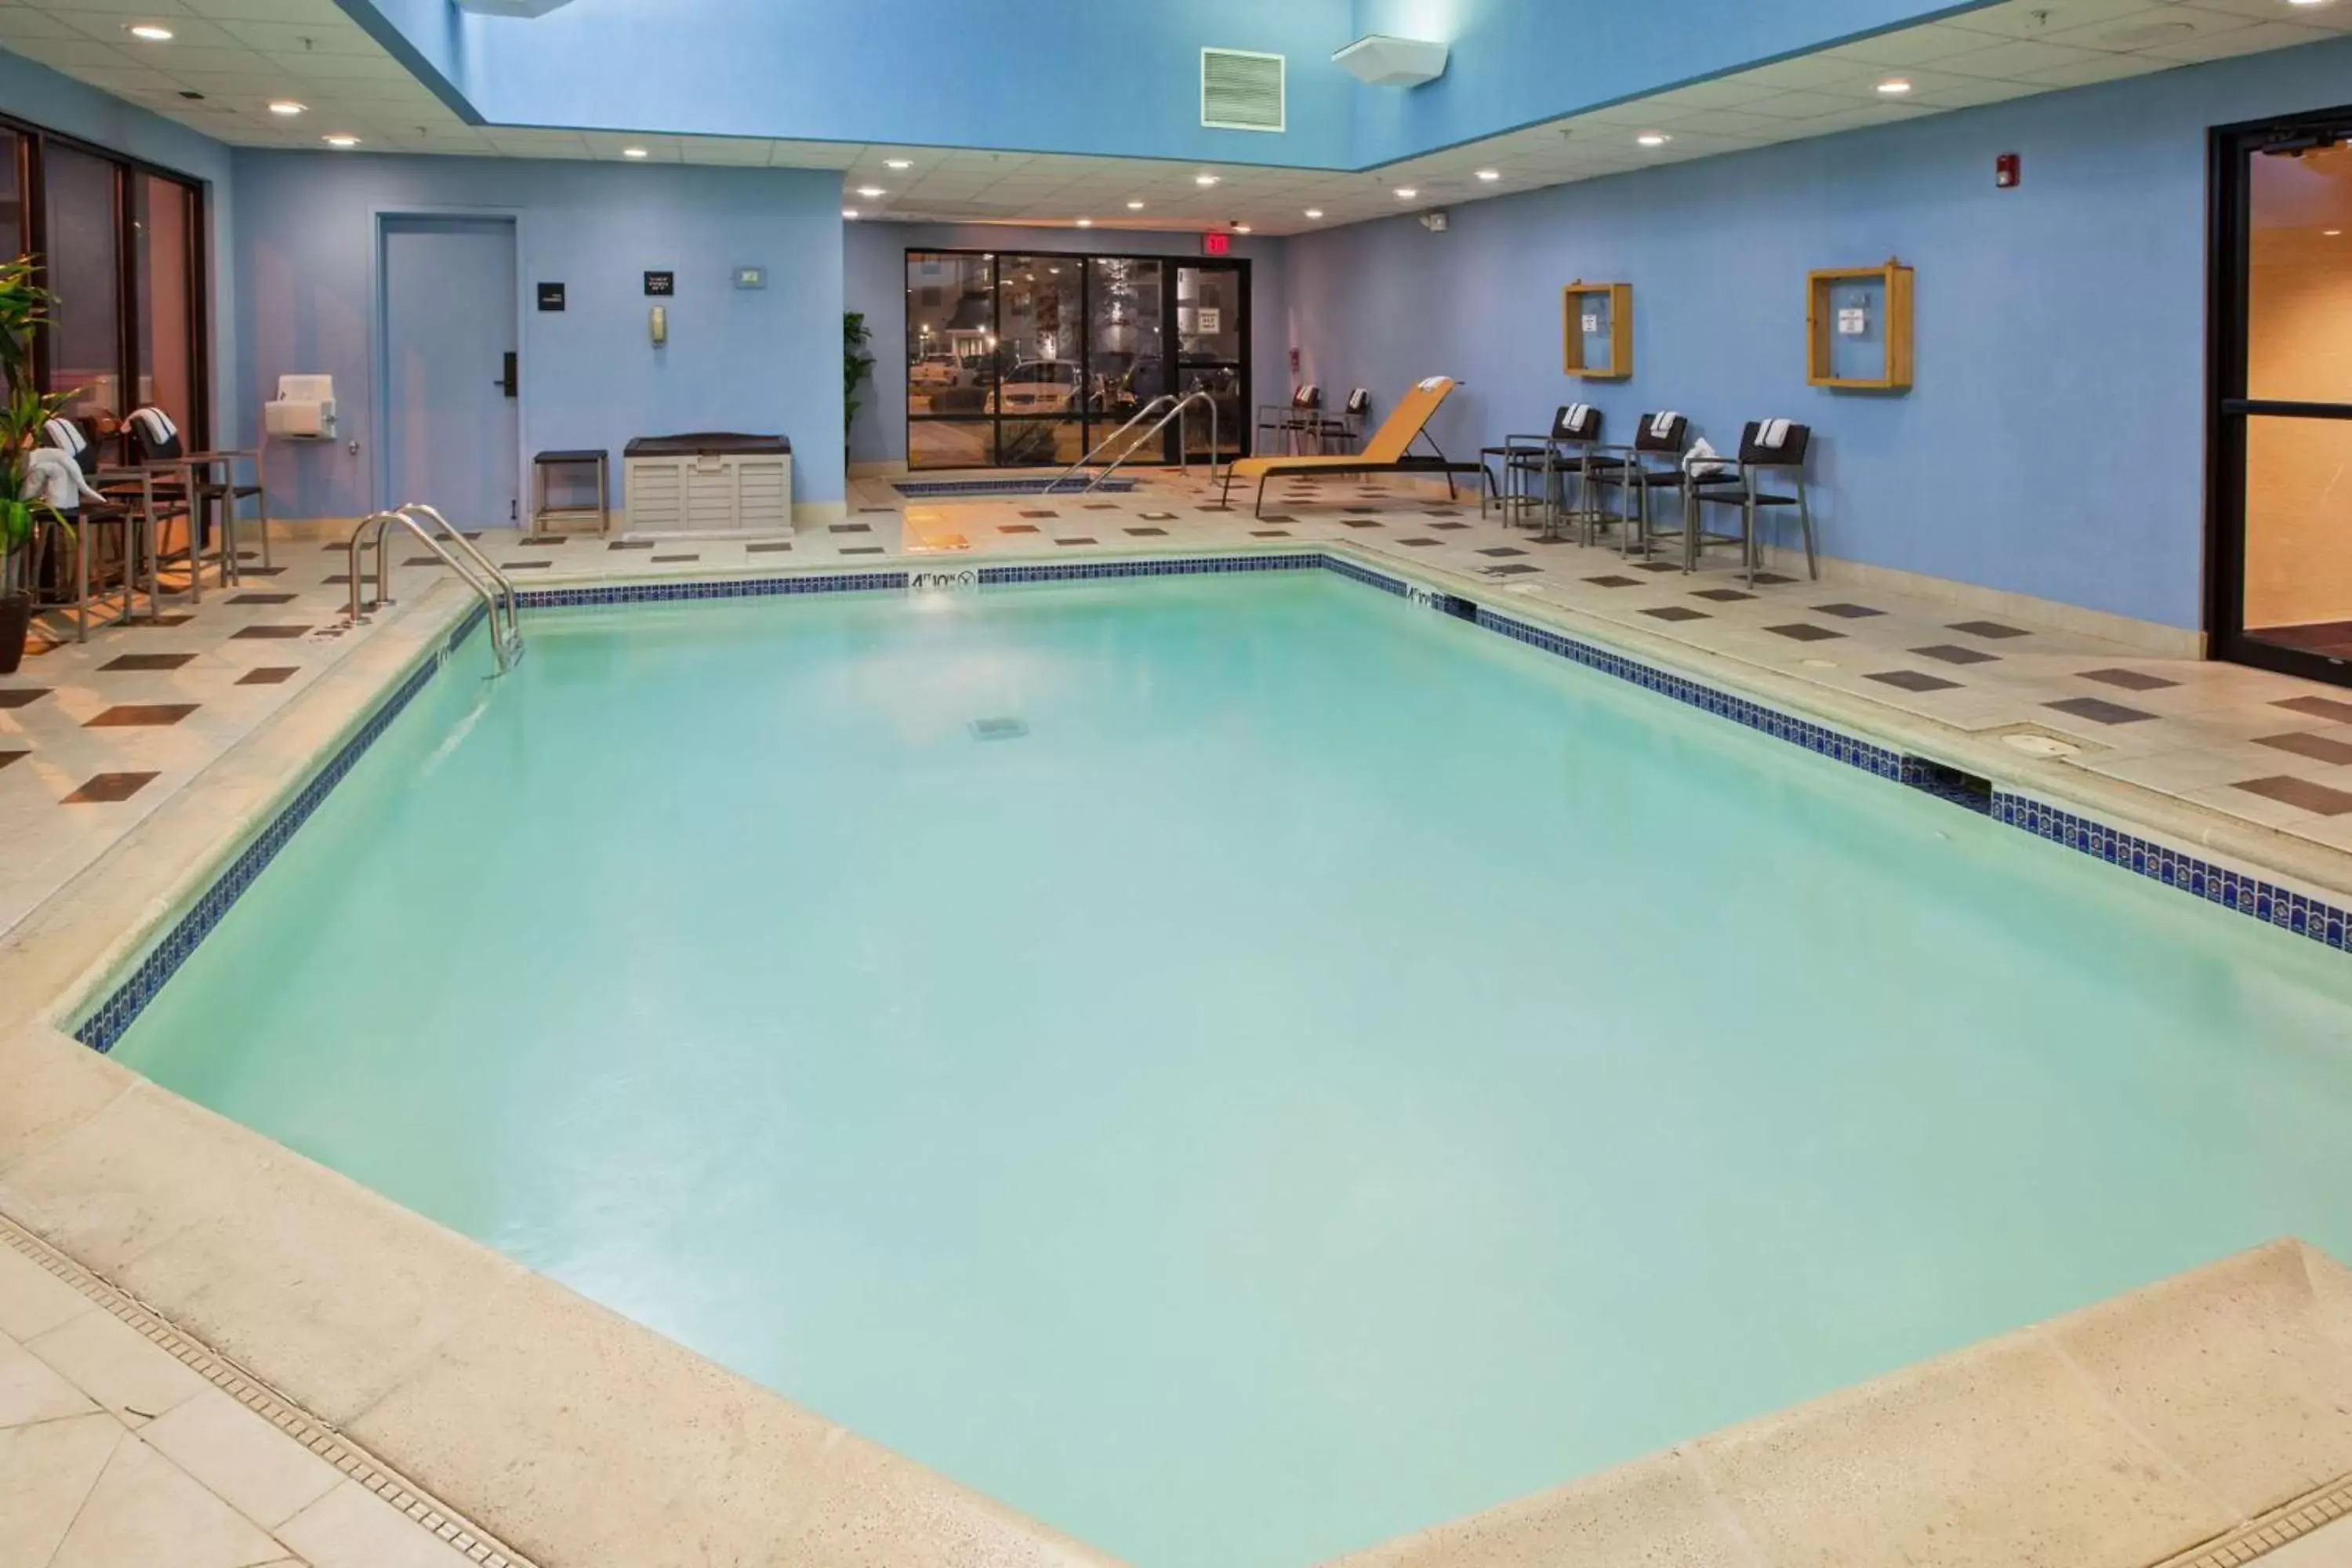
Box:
[989, 360, 1082, 414]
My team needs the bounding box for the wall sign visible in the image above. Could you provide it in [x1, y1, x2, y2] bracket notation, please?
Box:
[1200, 232, 1232, 257]
[537, 281, 567, 311]
[1196, 307, 1223, 334]
[734, 265, 768, 290]
[644, 270, 676, 296]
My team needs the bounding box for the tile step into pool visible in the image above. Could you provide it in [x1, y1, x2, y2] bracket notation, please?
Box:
[5, 551, 2352, 1568]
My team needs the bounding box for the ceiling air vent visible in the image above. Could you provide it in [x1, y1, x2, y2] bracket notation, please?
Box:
[1202, 49, 1286, 133]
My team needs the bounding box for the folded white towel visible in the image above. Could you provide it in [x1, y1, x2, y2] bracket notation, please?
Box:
[1682, 437, 1734, 479]
[129, 405, 178, 447]
[42, 417, 85, 455]
[1563, 402, 1595, 436]
[1417, 376, 1449, 392]
[1650, 410, 1681, 441]
[22, 447, 102, 512]
[1757, 418, 1792, 452]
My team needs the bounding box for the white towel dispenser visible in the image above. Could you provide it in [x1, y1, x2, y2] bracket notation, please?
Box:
[266, 374, 337, 439]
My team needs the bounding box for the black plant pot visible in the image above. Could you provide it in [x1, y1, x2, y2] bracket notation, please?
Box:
[0, 590, 30, 677]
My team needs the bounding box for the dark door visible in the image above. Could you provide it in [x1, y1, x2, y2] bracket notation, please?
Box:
[2210, 107, 2352, 683]
[1171, 263, 1247, 464]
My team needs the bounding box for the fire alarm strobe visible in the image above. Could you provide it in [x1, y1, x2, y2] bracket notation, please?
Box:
[1995, 152, 2021, 188]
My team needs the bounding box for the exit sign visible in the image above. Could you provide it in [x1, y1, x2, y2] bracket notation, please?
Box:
[1200, 231, 1232, 257]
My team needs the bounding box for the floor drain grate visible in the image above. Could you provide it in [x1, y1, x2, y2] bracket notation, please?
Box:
[970, 717, 1029, 741]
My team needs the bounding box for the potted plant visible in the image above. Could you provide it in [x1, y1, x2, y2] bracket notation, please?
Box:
[843, 310, 875, 466]
[0, 255, 72, 674]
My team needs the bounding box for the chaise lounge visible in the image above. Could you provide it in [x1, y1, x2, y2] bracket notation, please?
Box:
[1218, 376, 1485, 516]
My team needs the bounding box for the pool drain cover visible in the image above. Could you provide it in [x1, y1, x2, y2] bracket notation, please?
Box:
[970, 717, 1029, 741]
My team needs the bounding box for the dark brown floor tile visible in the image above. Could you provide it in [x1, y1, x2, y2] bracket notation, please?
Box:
[228, 593, 296, 605]
[1813, 603, 1885, 619]
[1398, 538, 1441, 547]
[0, 750, 24, 771]
[1258, 514, 1297, 524]
[2235, 775, 2352, 815]
[518, 535, 570, 546]
[747, 542, 794, 554]
[2045, 696, 2156, 725]
[1912, 644, 1999, 666]
[0, 688, 49, 708]
[129, 614, 196, 628]
[1948, 619, 2031, 639]
[1764, 622, 1843, 642]
[1584, 575, 1640, 587]
[1250, 530, 1292, 539]
[1642, 605, 1710, 622]
[2079, 667, 2180, 692]
[2273, 695, 2352, 724]
[1427, 521, 1469, 532]
[1750, 572, 1798, 586]
[2255, 731, 2352, 765]
[1635, 561, 1680, 573]
[1485, 564, 1542, 576]
[1693, 589, 1755, 602]
[238, 567, 286, 578]
[608, 540, 655, 551]
[1053, 537, 1099, 546]
[1478, 546, 1527, 558]
[999, 524, 1041, 535]
[1125, 527, 1169, 537]
[100, 653, 195, 672]
[1018, 510, 1059, 520]
[1140, 512, 1178, 521]
[87, 703, 198, 728]
[840, 546, 886, 555]
[238, 667, 299, 686]
[1867, 670, 1962, 692]
[232, 625, 310, 640]
[503, 561, 552, 570]
[652, 554, 700, 563]
[831, 522, 874, 533]
[1341, 519, 1384, 529]
[64, 771, 159, 804]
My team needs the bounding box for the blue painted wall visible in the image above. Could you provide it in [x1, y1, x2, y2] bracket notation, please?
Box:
[437, 0, 1356, 168]
[0, 47, 238, 448]
[844, 221, 1291, 468]
[1287, 38, 2352, 631]
[231, 151, 845, 518]
[1346, 0, 1999, 164]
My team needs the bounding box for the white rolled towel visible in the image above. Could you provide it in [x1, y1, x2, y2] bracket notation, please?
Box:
[22, 446, 103, 512]
[129, 405, 178, 448]
[42, 417, 85, 456]
[1682, 437, 1734, 479]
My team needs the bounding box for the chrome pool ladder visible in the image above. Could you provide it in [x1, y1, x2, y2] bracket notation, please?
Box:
[1041, 388, 1223, 495]
[346, 503, 524, 673]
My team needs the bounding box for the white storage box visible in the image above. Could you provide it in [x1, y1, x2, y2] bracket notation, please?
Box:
[622, 432, 793, 539]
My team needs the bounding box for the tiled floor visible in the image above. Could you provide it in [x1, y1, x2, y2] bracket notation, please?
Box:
[16, 468, 2352, 940]
[0, 1232, 488, 1568]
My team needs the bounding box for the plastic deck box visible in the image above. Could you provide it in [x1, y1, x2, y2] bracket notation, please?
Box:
[622, 432, 793, 539]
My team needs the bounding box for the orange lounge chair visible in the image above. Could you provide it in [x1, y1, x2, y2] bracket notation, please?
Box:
[1220, 376, 1482, 516]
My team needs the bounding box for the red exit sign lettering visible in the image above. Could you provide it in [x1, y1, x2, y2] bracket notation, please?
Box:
[1201, 231, 1232, 257]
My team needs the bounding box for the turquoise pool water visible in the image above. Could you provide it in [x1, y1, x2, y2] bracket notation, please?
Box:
[113, 573, 2352, 1566]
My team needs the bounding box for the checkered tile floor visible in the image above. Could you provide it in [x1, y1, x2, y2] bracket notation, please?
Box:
[12, 467, 2352, 938]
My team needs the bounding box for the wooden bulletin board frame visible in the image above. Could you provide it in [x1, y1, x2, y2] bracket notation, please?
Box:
[1563, 281, 1633, 380]
[1807, 260, 1914, 391]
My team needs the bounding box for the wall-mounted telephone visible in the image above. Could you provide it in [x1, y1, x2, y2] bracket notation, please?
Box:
[649, 306, 668, 347]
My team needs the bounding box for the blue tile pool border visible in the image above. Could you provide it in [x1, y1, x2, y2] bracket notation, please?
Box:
[68, 550, 2352, 1051]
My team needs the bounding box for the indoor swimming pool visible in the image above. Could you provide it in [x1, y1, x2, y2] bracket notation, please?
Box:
[104, 570, 2352, 1567]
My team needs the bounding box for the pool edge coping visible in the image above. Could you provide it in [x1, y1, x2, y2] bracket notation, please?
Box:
[5, 548, 2352, 1568]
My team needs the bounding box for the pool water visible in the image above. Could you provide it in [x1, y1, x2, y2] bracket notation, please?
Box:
[113, 573, 2352, 1566]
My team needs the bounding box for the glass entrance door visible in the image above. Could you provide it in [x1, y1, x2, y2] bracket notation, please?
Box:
[1174, 263, 1247, 463]
[2212, 110, 2352, 681]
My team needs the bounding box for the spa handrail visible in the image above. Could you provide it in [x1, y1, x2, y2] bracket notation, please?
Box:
[345, 509, 524, 674]
[1083, 389, 1219, 494]
[1040, 394, 1179, 495]
[396, 502, 521, 659]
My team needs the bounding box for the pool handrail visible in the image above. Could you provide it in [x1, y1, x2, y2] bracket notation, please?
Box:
[344, 508, 524, 673]
[1040, 394, 1178, 495]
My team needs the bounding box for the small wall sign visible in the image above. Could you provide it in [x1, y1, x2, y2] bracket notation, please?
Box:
[537, 281, 566, 311]
[644, 270, 676, 296]
[1200, 231, 1232, 257]
[1196, 307, 1223, 334]
[734, 265, 768, 290]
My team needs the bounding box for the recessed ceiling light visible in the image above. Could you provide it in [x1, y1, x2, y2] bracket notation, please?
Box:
[1475, 168, 1501, 181]
[127, 23, 173, 41]
[1195, 172, 1221, 187]
[1395, 187, 1418, 199]
[1127, 199, 1146, 210]
[1877, 77, 1913, 95]
[842, 207, 860, 220]
[2288, 1, 2331, 8]
[1076, 218, 1093, 227]
[267, 100, 306, 116]
[1235, 223, 1252, 233]
[2328, 228, 2345, 236]
[1636, 132, 1670, 147]
[856, 184, 884, 198]
[622, 147, 649, 159]
[1304, 208, 1324, 219]
[323, 134, 361, 148]
[884, 158, 912, 170]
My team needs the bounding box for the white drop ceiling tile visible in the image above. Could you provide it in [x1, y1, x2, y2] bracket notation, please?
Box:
[2017, 49, 2172, 84]
[1735, 53, 1887, 89]
[5, 34, 136, 69]
[1818, 20, 2032, 66]
[1937, 0, 2172, 38]
[0, 9, 85, 42]
[1669, 105, 1817, 136]
[2185, 0, 2352, 24]
[1932, 36, 2121, 75]
[55, 10, 237, 48]
[278, 48, 406, 78]
[2038, 8, 2260, 49]
[2139, 16, 2341, 57]
[1643, 75, 1797, 111]
[182, 0, 350, 20]
[30, 0, 195, 13]
[121, 42, 263, 74]
[217, 18, 373, 53]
